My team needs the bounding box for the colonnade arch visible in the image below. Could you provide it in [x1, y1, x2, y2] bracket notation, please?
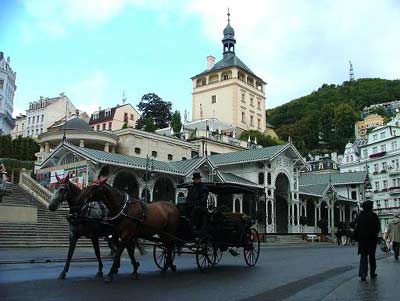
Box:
[275, 173, 290, 233]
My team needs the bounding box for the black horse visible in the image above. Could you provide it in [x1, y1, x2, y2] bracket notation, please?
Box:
[48, 174, 141, 280]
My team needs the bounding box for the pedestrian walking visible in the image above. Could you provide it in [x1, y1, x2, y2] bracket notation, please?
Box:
[387, 211, 400, 261]
[353, 200, 381, 281]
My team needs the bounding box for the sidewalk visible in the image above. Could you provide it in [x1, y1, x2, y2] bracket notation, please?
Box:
[322, 257, 400, 300]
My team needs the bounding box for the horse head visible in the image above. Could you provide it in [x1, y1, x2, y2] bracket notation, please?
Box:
[79, 176, 109, 204]
[49, 173, 80, 211]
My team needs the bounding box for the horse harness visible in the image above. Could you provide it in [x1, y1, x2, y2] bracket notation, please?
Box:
[105, 193, 147, 224]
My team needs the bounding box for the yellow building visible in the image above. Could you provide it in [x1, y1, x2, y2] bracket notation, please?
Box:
[355, 114, 384, 138]
[191, 13, 266, 135]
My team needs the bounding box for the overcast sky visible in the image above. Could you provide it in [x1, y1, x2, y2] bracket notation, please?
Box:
[2, 0, 400, 118]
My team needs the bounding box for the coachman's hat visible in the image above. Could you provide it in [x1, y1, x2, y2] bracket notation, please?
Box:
[192, 172, 202, 180]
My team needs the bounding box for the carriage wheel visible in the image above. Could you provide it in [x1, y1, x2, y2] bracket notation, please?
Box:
[341, 235, 348, 246]
[243, 228, 260, 267]
[153, 244, 176, 270]
[196, 239, 214, 272]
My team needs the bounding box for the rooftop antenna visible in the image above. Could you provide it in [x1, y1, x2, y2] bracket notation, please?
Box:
[62, 100, 68, 142]
[184, 109, 188, 123]
[349, 60, 354, 82]
[227, 7, 230, 23]
[122, 90, 127, 104]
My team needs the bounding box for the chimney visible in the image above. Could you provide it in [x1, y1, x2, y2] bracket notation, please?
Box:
[207, 55, 215, 70]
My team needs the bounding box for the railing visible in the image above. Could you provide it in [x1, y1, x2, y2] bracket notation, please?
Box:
[19, 171, 69, 210]
[389, 186, 400, 195]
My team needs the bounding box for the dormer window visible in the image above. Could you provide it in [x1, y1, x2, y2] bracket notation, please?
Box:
[105, 109, 111, 117]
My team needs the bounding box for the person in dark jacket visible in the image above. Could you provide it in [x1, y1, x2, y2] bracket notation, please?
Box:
[186, 172, 209, 233]
[353, 200, 381, 281]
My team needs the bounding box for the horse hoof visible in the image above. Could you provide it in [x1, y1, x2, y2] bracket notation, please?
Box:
[131, 272, 139, 279]
[95, 271, 103, 278]
[104, 275, 114, 283]
[171, 265, 177, 272]
[58, 272, 66, 280]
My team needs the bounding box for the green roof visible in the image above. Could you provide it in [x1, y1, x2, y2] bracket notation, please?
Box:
[299, 183, 330, 197]
[209, 144, 289, 166]
[218, 172, 260, 187]
[299, 171, 367, 186]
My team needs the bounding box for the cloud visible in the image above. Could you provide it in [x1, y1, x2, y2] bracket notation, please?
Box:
[63, 70, 108, 114]
[186, 0, 400, 108]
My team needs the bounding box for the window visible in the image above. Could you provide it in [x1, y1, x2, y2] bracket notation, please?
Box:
[182, 157, 187, 161]
[152, 151, 157, 158]
[134, 147, 141, 154]
[372, 146, 378, 153]
[376, 200, 381, 208]
[96, 125, 100, 131]
[250, 115, 254, 126]
[27, 130, 30, 136]
[363, 149, 368, 158]
[102, 123, 106, 130]
[105, 109, 111, 117]
[351, 191, 357, 200]
[393, 179, 397, 187]
[241, 112, 245, 123]
[223, 74, 229, 80]
[392, 141, 398, 151]
[108, 122, 112, 130]
[267, 173, 272, 185]
[211, 95, 217, 103]
[32, 116, 35, 124]
[258, 172, 265, 185]
[375, 181, 380, 190]
[257, 119, 261, 129]
[0, 79, 4, 90]
[41, 115, 44, 122]
[130, 114, 134, 121]
[124, 112, 128, 122]
[241, 94, 245, 102]
[373, 134, 378, 141]
[40, 128, 43, 133]
[373, 163, 378, 172]
[28, 117, 31, 124]
[168, 154, 173, 160]
[384, 200, 388, 208]
[381, 132, 386, 139]
[250, 98, 254, 106]
[382, 162, 387, 170]
[257, 101, 261, 109]
[383, 180, 388, 189]
[381, 144, 386, 152]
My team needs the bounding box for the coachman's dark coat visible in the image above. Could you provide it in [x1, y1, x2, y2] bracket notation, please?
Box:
[353, 209, 381, 255]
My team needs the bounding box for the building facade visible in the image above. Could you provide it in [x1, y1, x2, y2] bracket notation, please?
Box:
[89, 103, 140, 132]
[191, 14, 266, 134]
[11, 114, 27, 139]
[355, 114, 384, 139]
[0, 52, 16, 134]
[24, 94, 76, 138]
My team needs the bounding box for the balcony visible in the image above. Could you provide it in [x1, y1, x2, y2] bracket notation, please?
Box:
[389, 186, 400, 194]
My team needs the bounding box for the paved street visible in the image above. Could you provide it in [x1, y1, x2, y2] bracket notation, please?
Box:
[0, 244, 396, 301]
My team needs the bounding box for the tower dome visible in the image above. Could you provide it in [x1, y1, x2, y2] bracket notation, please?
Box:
[222, 9, 236, 56]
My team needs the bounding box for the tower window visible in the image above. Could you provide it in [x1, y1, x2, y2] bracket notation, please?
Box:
[241, 112, 245, 123]
[152, 151, 157, 158]
[211, 95, 216, 103]
[168, 154, 173, 160]
[135, 147, 141, 154]
[241, 94, 245, 102]
[250, 98, 254, 106]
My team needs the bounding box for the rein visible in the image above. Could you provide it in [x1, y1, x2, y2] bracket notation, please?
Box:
[105, 193, 147, 223]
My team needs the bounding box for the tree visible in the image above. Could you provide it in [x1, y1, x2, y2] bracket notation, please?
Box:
[332, 104, 359, 151]
[144, 117, 156, 132]
[239, 130, 284, 147]
[0, 135, 39, 161]
[136, 93, 172, 130]
[171, 110, 182, 134]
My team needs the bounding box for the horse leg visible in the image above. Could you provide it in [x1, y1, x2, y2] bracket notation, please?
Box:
[59, 233, 78, 279]
[104, 241, 125, 283]
[91, 237, 103, 278]
[127, 240, 140, 279]
[165, 243, 176, 272]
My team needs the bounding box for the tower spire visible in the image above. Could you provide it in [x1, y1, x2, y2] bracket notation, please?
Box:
[222, 10, 236, 56]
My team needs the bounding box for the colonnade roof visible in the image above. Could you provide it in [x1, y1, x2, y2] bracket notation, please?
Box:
[299, 171, 367, 186]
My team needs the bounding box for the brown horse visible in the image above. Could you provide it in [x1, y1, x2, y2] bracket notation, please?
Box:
[78, 177, 180, 283]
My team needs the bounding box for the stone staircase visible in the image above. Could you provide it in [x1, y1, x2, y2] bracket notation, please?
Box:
[0, 174, 107, 248]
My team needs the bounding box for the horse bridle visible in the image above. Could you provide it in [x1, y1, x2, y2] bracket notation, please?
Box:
[104, 192, 146, 223]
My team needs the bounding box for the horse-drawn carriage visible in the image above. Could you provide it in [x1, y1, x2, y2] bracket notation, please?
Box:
[49, 176, 260, 282]
[151, 182, 261, 272]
